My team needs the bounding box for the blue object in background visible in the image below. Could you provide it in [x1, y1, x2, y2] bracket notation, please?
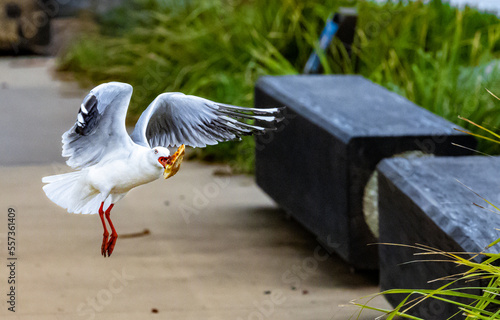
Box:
[303, 14, 339, 74]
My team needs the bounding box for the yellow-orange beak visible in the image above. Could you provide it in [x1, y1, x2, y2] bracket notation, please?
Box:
[162, 144, 185, 179]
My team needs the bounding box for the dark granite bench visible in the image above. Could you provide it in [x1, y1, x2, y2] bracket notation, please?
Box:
[377, 155, 500, 319]
[254, 75, 476, 270]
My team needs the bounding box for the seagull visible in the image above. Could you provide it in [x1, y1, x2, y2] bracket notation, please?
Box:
[42, 82, 283, 257]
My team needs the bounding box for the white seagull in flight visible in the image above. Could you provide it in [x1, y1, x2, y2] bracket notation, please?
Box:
[42, 82, 283, 257]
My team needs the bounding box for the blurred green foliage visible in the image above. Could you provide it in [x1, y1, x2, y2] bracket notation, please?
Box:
[58, 0, 500, 172]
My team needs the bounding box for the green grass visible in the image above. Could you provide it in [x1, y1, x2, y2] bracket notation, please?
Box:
[58, 0, 500, 171]
[352, 221, 500, 319]
[349, 0, 500, 155]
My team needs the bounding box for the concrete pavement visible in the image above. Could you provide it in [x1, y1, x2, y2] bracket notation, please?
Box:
[0, 57, 391, 319]
[0, 57, 86, 165]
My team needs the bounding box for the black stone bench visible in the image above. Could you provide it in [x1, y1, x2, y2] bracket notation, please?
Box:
[254, 75, 476, 270]
[377, 155, 500, 319]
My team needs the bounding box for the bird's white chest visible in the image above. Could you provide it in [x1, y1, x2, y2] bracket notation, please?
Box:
[88, 158, 162, 194]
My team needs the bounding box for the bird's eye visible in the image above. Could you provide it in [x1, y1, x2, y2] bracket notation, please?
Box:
[154, 149, 158, 154]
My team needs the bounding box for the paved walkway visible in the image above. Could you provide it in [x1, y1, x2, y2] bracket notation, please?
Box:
[0, 58, 85, 165]
[0, 58, 390, 319]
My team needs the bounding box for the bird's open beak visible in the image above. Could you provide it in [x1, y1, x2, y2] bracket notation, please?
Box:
[162, 144, 185, 179]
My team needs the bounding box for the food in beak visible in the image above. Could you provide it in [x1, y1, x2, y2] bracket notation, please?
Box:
[163, 144, 185, 179]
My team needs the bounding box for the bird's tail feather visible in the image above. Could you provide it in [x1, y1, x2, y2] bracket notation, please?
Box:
[42, 171, 101, 215]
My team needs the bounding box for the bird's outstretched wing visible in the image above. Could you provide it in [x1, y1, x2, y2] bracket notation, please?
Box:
[62, 82, 135, 169]
[130, 93, 284, 148]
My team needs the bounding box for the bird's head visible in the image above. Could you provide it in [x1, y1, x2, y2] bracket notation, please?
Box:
[152, 145, 185, 179]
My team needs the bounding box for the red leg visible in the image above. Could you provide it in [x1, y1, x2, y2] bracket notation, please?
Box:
[99, 202, 109, 257]
[104, 204, 117, 257]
